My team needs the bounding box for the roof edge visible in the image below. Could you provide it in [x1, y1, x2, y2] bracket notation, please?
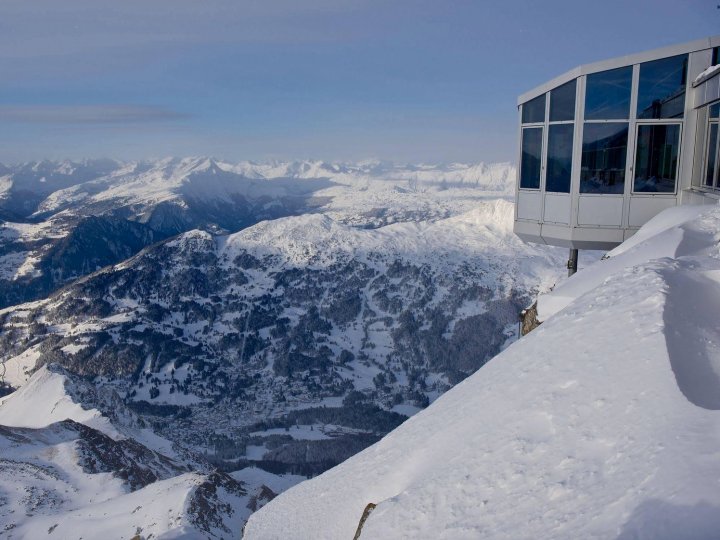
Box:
[518, 36, 720, 106]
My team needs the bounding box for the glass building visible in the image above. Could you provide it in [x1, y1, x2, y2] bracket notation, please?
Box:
[514, 37, 720, 251]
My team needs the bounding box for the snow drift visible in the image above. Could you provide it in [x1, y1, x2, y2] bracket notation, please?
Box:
[244, 203, 720, 540]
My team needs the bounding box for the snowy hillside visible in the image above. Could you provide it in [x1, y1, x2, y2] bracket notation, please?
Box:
[244, 204, 720, 539]
[0, 364, 296, 538]
[0, 198, 564, 483]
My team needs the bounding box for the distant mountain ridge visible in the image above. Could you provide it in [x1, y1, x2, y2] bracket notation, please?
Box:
[0, 158, 514, 309]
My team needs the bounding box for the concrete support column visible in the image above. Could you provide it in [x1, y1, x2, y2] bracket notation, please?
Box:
[567, 248, 578, 277]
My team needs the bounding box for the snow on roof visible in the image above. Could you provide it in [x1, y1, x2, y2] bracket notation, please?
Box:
[693, 63, 720, 87]
[244, 202, 720, 540]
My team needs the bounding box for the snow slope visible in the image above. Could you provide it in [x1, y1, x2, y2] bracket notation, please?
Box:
[536, 204, 719, 321]
[244, 203, 720, 540]
[0, 364, 120, 437]
[9, 472, 250, 540]
[0, 366, 282, 538]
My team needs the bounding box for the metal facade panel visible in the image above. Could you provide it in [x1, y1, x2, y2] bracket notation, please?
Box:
[628, 197, 678, 227]
[516, 191, 542, 221]
[577, 196, 624, 226]
[513, 220, 544, 245]
[543, 193, 571, 224]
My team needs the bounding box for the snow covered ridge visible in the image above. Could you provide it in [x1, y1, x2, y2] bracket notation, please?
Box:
[0, 157, 514, 309]
[244, 204, 720, 540]
[0, 364, 287, 537]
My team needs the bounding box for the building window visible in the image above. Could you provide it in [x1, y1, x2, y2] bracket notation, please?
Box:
[550, 80, 576, 122]
[585, 67, 633, 120]
[713, 47, 719, 66]
[580, 122, 628, 194]
[705, 103, 719, 189]
[704, 123, 718, 188]
[546, 124, 573, 193]
[520, 127, 543, 189]
[637, 55, 687, 119]
[522, 94, 546, 124]
[633, 124, 681, 193]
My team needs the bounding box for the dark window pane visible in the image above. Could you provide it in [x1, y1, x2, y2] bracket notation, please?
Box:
[580, 123, 628, 194]
[713, 47, 719, 66]
[634, 124, 680, 193]
[550, 80, 576, 122]
[637, 55, 687, 119]
[706, 123, 718, 187]
[520, 127, 543, 189]
[585, 67, 632, 120]
[522, 94, 546, 124]
[546, 124, 574, 193]
[710, 102, 720, 119]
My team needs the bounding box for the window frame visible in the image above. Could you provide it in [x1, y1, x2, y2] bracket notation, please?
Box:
[631, 121, 683, 195]
[545, 120, 574, 194]
[579, 121, 631, 196]
[518, 125, 544, 191]
[703, 118, 720, 191]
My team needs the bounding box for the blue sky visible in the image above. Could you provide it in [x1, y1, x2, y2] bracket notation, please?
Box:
[1, 0, 718, 164]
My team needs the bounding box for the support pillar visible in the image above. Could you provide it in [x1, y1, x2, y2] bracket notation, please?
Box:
[567, 248, 578, 277]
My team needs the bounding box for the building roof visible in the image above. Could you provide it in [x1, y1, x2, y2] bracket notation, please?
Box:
[518, 36, 720, 106]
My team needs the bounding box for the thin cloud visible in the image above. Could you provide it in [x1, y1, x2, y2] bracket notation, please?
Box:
[0, 105, 190, 125]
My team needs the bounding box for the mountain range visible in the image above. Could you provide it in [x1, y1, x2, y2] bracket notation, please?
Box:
[0, 158, 567, 536]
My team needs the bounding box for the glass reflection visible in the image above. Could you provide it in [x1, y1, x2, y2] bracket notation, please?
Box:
[546, 124, 573, 193]
[522, 94, 545, 124]
[550, 80, 576, 122]
[585, 67, 632, 120]
[634, 124, 680, 193]
[580, 123, 628, 194]
[520, 127, 543, 189]
[637, 55, 687, 119]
